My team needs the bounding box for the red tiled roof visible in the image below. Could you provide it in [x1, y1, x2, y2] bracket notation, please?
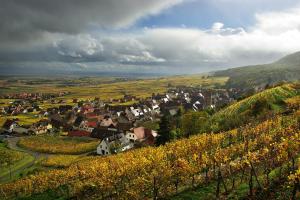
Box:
[68, 130, 91, 137]
[133, 127, 146, 140]
[86, 112, 97, 118]
[133, 127, 157, 145]
[87, 121, 97, 128]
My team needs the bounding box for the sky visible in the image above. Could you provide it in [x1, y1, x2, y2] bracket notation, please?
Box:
[1, 0, 300, 75]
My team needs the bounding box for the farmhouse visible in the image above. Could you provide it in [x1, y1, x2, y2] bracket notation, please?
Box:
[29, 120, 53, 135]
[96, 132, 134, 155]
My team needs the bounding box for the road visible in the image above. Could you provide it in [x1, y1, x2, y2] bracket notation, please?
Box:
[0, 137, 49, 183]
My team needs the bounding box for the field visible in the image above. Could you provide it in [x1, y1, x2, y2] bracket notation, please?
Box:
[0, 76, 228, 100]
[0, 113, 47, 127]
[41, 155, 92, 168]
[17, 136, 99, 154]
[0, 141, 34, 183]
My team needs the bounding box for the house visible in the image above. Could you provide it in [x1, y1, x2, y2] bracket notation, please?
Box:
[74, 115, 85, 127]
[10, 123, 28, 134]
[29, 120, 52, 135]
[125, 108, 135, 121]
[193, 101, 203, 111]
[78, 120, 96, 132]
[85, 112, 103, 121]
[81, 105, 94, 114]
[91, 127, 120, 139]
[49, 113, 64, 127]
[116, 116, 133, 132]
[130, 107, 144, 118]
[126, 127, 158, 145]
[2, 119, 17, 131]
[96, 133, 134, 155]
[100, 116, 116, 127]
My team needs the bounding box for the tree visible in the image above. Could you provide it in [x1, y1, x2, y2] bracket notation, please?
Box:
[181, 111, 209, 137]
[156, 114, 172, 145]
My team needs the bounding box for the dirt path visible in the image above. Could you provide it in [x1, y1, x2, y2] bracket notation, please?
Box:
[0, 137, 49, 183]
[0, 136, 95, 183]
[5, 137, 50, 158]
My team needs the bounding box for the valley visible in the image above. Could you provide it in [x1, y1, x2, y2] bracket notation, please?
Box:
[0, 53, 299, 200]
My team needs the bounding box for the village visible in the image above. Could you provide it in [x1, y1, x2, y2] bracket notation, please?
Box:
[0, 86, 238, 155]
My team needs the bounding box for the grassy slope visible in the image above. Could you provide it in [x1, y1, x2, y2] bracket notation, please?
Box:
[211, 84, 299, 131]
[0, 141, 34, 183]
[214, 51, 300, 88]
[215, 84, 298, 117]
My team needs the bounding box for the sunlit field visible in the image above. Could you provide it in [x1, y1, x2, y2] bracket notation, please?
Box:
[0, 76, 228, 100]
[18, 136, 99, 154]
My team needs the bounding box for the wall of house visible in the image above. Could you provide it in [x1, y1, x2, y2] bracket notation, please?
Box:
[97, 141, 110, 155]
[126, 133, 137, 142]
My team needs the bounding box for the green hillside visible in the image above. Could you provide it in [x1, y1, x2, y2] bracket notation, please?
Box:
[214, 51, 300, 88]
[210, 83, 300, 131]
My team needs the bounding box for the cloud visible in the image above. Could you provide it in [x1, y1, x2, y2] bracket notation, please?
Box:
[0, 0, 184, 44]
[55, 34, 165, 64]
[52, 5, 300, 72]
[1, 1, 300, 73]
[254, 8, 300, 34]
[55, 34, 102, 58]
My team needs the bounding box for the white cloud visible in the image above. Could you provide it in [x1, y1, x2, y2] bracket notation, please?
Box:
[55, 34, 165, 64]
[55, 34, 102, 58]
[254, 8, 300, 34]
[54, 6, 300, 71]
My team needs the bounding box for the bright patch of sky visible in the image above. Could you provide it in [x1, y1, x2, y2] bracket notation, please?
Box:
[137, 0, 299, 29]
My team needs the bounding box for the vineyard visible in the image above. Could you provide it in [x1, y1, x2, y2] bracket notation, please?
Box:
[17, 136, 99, 154]
[0, 76, 227, 100]
[0, 110, 299, 199]
[0, 142, 24, 168]
[41, 155, 93, 168]
[0, 141, 35, 184]
[211, 84, 299, 131]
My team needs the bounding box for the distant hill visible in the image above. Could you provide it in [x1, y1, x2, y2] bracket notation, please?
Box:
[214, 51, 300, 89]
[210, 83, 300, 131]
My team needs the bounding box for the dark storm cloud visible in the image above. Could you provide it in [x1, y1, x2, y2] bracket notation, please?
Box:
[0, 0, 183, 44]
